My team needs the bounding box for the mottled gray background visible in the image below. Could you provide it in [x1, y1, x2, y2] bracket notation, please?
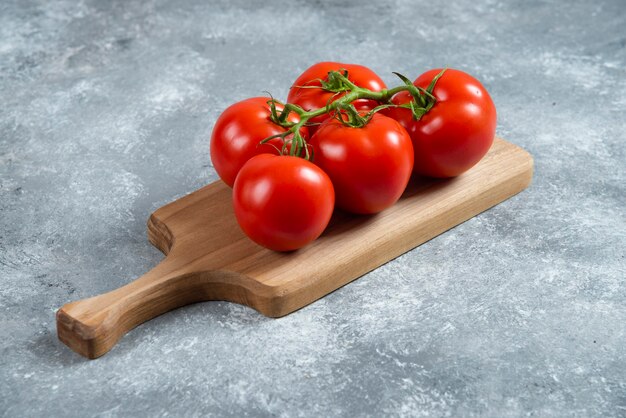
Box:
[1, 0, 625, 416]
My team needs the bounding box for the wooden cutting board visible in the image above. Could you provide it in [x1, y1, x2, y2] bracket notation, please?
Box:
[57, 137, 533, 359]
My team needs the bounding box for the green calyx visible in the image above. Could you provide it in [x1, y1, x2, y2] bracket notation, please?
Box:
[292, 69, 356, 94]
[320, 69, 355, 93]
[331, 102, 398, 128]
[393, 67, 446, 121]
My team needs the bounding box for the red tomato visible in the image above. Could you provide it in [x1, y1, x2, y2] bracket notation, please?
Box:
[210, 97, 308, 187]
[385, 69, 497, 178]
[287, 62, 387, 134]
[233, 154, 335, 251]
[309, 113, 414, 214]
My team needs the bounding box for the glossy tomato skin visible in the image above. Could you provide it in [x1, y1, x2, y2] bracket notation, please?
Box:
[233, 155, 335, 252]
[287, 62, 387, 134]
[385, 69, 497, 178]
[309, 113, 414, 215]
[210, 97, 307, 187]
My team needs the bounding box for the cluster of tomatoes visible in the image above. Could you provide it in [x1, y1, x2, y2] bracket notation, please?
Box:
[210, 62, 497, 251]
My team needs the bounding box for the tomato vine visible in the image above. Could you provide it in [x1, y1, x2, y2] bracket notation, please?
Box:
[262, 68, 447, 159]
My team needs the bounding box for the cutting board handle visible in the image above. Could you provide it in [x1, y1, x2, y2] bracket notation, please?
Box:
[56, 254, 277, 359]
[56, 258, 185, 358]
[56, 256, 261, 359]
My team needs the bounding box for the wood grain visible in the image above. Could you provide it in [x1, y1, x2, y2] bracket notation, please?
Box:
[56, 137, 533, 359]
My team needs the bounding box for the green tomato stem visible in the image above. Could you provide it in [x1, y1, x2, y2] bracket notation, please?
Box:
[270, 68, 446, 159]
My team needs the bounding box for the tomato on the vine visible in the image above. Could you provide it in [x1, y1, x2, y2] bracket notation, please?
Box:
[210, 97, 308, 187]
[287, 62, 387, 134]
[233, 154, 335, 252]
[385, 68, 497, 178]
[309, 113, 414, 214]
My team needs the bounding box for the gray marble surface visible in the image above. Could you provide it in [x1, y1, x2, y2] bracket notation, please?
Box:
[1, 0, 625, 416]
